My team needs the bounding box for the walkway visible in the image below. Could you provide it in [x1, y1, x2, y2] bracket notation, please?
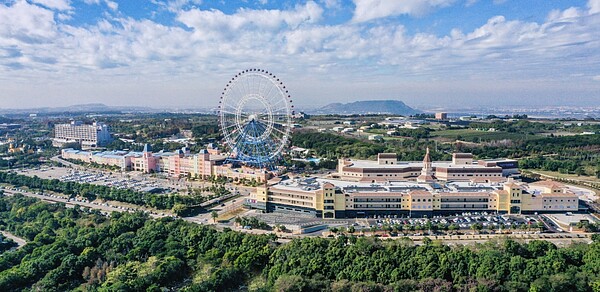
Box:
[1, 231, 26, 249]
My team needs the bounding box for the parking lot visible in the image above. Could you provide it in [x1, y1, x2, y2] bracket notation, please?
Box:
[243, 209, 551, 236]
[363, 212, 539, 233]
[15, 166, 200, 194]
[247, 210, 326, 226]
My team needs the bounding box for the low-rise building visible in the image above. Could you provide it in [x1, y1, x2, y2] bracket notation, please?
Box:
[368, 134, 383, 141]
[61, 145, 270, 182]
[338, 152, 511, 183]
[247, 177, 580, 219]
[435, 112, 448, 120]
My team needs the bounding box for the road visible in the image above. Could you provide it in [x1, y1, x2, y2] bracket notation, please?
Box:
[1, 231, 26, 249]
[51, 155, 83, 169]
[2, 186, 245, 230]
[2, 189, 164, 219]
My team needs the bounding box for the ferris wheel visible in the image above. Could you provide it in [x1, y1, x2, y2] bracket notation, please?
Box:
[218, 69, 293, 169]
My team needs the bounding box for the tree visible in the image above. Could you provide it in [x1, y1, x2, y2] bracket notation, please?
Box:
[448, 223, 459, 233]
[211, 210, 219, 223]
[348, 225, 355, 234]
[470, 223, 483, 234]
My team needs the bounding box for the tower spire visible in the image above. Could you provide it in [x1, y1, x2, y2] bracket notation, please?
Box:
[417, 147, 435, 183]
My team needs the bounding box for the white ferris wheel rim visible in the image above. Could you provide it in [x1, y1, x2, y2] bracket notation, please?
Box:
[218, 69, 292, 160]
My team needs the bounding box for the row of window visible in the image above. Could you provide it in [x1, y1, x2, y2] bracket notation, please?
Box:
[543, 205, 573, 209]
[448, 173, 500, 177]
[441, 204, 489, 209]
[441, 198, 489, 202]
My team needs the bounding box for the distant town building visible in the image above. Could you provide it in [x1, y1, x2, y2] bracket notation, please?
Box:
[0, 123, 22, 130]
[435, 112, 448, 120]
[292, 112, 307, 119]
[53, 121, 112, 149]
[368, 134, 383, 141]
[7, 142, 35, 154]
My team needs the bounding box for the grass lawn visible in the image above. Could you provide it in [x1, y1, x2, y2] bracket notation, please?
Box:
[528, 170, 600, 184]
[217, 207, 247, 221]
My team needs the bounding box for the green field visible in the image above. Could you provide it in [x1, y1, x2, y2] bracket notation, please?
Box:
[431, 129, 544, 141]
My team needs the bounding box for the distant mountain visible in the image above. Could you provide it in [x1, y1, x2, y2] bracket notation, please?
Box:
[314, 100, 420, 115]
[0, 103, 159, 115]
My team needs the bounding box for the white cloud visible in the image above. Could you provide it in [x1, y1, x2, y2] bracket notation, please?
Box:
[322, 0, 342, 9]
[593, 75, 600, 81]
[30, 0, 71, 11]
[0, 1, 58, 44]
[105, 0, 118, 10]
[465, 0, 478, 7]
[589, 0, 600, 14]
[177, 1, 323, 37]
[83, 0, 118, 11]
[1, 0, 600, 108]
[352, 0, 456, 22]
[151, 0, 203, 13]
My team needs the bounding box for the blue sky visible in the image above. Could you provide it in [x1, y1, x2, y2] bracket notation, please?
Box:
[0, 0, 599, 109]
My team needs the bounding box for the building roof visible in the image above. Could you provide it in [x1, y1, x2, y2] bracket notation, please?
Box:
[322, 182, 335, 189]
[538, 192, 577, 198]
[453, 153, 473, 158]
[504, 182, 521, 188]
[410, 190, 432, 196]
[530, 180, 565, 189]
[378, 153, 397, 159]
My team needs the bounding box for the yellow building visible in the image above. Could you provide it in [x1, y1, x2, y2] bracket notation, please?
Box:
[248, 178, 580, 219]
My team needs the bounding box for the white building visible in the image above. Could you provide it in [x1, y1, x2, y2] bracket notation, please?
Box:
[368, 134, 383, 141]
[53, 121, 112, 149]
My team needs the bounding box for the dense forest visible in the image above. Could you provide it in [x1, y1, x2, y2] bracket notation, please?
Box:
[0, 195, 599, 291]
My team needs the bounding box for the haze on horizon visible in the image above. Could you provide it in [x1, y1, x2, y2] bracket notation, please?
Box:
[0, 0, 599, 110]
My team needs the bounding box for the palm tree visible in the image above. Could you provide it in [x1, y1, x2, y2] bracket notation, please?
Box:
[211, 210, 218, 223]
